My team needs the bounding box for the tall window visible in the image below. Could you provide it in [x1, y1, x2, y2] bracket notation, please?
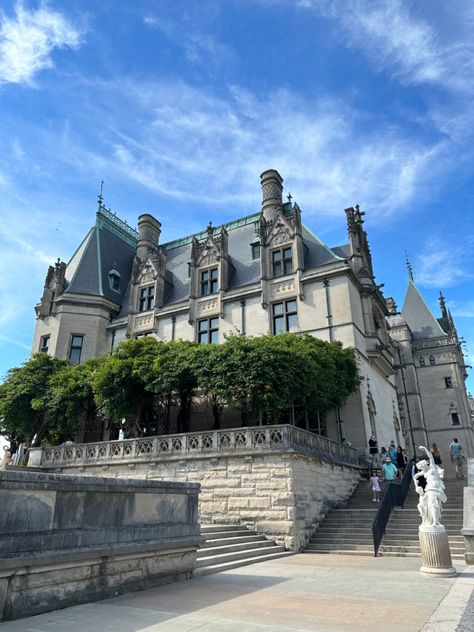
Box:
[444, 377, 453, 389]
[451, 412, 460, 425]
[272, 247, 292, 277]
[200, 268, 218, 296]
[138, 286, 155, 311]
[272, 299, 298, 334]
[69, 335, 84, 365]
[39, 335, 50, 353]
[251, 243, 260, 260]
[198, 317, 219, 344]
[429, 355, 436, 365]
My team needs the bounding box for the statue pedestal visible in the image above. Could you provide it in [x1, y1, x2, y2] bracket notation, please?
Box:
[419, 525, 457, 577]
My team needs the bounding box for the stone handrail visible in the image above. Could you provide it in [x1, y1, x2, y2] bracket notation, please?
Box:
[31, 425, 359, 468]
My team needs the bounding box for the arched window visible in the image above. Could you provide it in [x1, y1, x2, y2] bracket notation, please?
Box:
[429, 355, 436, 365]
[419, 357, 425, 367]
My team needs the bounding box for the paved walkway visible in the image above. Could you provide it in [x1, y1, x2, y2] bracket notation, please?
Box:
[2, 554, 473, 632]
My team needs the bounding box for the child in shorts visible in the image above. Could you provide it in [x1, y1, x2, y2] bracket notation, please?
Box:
[368, 470, 381, 502]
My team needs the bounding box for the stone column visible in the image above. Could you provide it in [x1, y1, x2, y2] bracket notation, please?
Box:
[419, 525, 456, 577]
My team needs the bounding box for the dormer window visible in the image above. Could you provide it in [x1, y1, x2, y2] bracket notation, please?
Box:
[200, 268, 218, 296]
[272, 247, 292, 277]
[108, 266, 121, 292]
[429, 355, 436, 366]
[419, 357, 425, 367]
[139, 286, 155, 311]
[251, 243, 260, 260]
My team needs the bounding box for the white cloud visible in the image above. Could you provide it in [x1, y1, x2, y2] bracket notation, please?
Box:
[415, 237, 474, 288]
[142, 11, 232, 70]
[61, 79, 446, 220]
[280, 0, 474, 93]
[0, 3, 82, 86]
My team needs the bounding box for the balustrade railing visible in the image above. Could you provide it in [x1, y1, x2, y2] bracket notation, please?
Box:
[36, 425, 359, 468]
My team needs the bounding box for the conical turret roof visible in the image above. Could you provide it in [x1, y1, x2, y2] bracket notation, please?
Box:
[401, 280, 447, 340]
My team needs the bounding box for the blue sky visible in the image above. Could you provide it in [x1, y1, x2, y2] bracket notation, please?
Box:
[0, 0, 473, 392]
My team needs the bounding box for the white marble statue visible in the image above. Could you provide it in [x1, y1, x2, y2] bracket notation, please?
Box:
[0, 446, 12, 471]
[413, 445, 447, 528]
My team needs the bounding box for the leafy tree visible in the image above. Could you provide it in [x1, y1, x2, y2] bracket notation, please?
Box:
[147, 340, 204, 433]
[0, 353, 66, 446]
[92, 337, 162, 437]
[47, 358, 104, 444]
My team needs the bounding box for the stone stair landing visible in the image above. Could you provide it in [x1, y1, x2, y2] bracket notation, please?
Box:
[196, 524, 293, 575]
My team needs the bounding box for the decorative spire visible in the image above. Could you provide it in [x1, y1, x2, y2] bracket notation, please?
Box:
[98, 180, 104, 209]
[207, 221, 214, 236]
[405, 251, 414, 282]
[439, 291, 448, 320]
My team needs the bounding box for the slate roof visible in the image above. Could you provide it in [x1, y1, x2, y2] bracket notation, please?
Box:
[65, 207, 136, 305]
[401, 280, 447, 340]
[65, 206, 348, 315]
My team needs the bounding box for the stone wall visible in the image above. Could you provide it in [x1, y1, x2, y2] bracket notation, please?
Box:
[462, 458, 474, 563]
[30, 427, 361, 551]
[0, 470, 202, 621]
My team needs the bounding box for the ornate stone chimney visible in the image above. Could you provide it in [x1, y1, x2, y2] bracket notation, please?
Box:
[260, 169, 283, 222]
[137, 214, 161, 260]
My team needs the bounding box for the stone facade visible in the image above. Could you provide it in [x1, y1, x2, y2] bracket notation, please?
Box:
[0, 470, 202, 621]
[30, 169, 473, 456]
[28, 425, 361, 551]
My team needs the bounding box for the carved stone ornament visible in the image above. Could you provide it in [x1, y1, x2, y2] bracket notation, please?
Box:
[197, 298, 219, 316]
[134, 314, 154, 328]
[199, 250, 218, 267]
[270, 279, 296, 297]
[366, 386, 377, 416]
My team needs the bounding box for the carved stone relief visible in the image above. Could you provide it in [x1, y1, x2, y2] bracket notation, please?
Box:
[197, 298, 219, 316]
[134, 314, 154, 329]
[270, 279, 296, 297]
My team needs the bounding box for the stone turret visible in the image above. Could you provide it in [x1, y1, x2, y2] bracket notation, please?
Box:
[137, 214, 161, 260]
[260, 169, 283, 222]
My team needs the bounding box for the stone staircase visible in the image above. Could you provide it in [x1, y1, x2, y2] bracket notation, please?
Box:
[379, 477, 465, 559]
[195, 524, 293, 575]
[305, 477, 466, 558]
[305, 478, 378, 555]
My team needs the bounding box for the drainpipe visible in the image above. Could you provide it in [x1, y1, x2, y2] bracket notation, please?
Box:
[323, 279, 334, 342]
[240, 299, 246, 335]
[171, 315, 176, 341]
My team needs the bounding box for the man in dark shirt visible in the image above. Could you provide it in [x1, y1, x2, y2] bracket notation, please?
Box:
[368, 435, 378, 467]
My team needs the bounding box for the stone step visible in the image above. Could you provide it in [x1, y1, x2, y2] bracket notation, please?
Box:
[201, 524, 242, 533]
[305, 549, 374, 557]
[194, 550, 294, 576]
[199, 529, 252, 540]
[381, 538, 464, 547]
[196, 544, 287, 568]
[198, 539, 275, 557]
[306, 543, 374, 552]
[310, 538, 374, 546]
[201, 534, 265, 548]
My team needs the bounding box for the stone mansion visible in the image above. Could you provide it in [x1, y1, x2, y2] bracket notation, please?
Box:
[32, 169, 474, 457]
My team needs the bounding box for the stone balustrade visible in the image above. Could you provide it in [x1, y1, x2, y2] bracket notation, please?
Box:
[27, 426, 361, 552]
[29, 424, 358, 469]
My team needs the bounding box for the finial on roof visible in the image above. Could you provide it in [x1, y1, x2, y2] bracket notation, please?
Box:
[207, 221, 213, 236]
[98, 180, 104, 208]
[287, 193, 292, 203]
[405, 251, 414, 282]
